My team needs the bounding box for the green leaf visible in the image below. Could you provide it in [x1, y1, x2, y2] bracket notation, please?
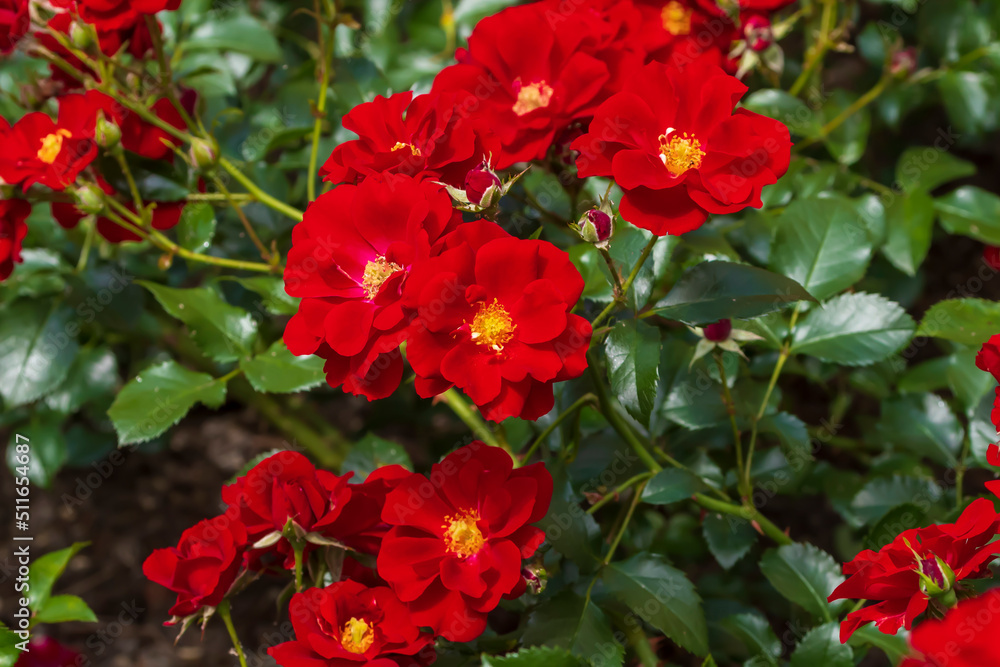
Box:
[895, 146, 975, 194]
[898, 357, 952, 395]
[641, 468, 703, 505]
[139, 282, 257, 362]
[758, 543, 843, 621]
[224, 276, 299, 316]
[605, 320, 660, 426]
[850, 476, 943, 525]
[536, 463, 599, 569]
[34, 594, 98, 624]
[522, 592, 624, 667]
[863, 503, 927, 552]
[240, 340, 326, 394]
[917, 299, 1000, 346]
[877, 395, 962, 466]
[651, 262, 814, 324]
[947, 350, 993, 413]
[44, 347, 118, 415]
[847, 624, 909, 663]
[0, 625, 19, 667]
[717, 612, 781, 666]
[770, 196, 874, 301]
[343, 433, 412, 481]
[703, 513, 758, 570]
[790, 623, 853, 667]
[936, 186, 1000, 244]
[176, 202, 216, 253]
[107, 361, 229, 445]
[742, 89, 821, 138]
[937, 71, 995, 137]
[0, 301, 80, 407]
[28, 542, 89, 611]
[821, 90, 870, 166]
[603, 554, 708, 656]
[882, 190, 935, 276]
[187, 13, 283, 62]
[5, 419, 67, 489]
[758, 412, 811, 460]
[482, 647, 582, 667]
[791, 293, 915, 366]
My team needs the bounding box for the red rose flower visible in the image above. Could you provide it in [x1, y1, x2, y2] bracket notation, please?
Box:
[403, 221, 592, 421]
[572, 60, 791, 236]
[283, 173, 461, 400]
[0, 94, 98, 191]
[0, 0, 28, 53]
[221, 451, 353, 569]
[378, 443, 552, 642]
[328, 465, 412, 555]
[86, 91, 186, 160]
[142, 509, 248, 622]
[321, 91, 494, 189]
[987, 444, 1000, 500]
[14, 636, 80, 667]
[828, 498, 1000, 643]
[0, 198, 30, 282]
[634, 0, 738, 72]
[75, 0, 180, 32]
[432, 1, 639, 168]
[984, 246, 1000, 271]
[975, 334, 1000, 383]
[901, 589, 1000, 667]
[269, 580, 436, 667]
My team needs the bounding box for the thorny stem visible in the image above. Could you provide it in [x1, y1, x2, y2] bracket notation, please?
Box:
[694, 493, 793, 546]
[217, 600, 248, 667]
[591, 236, 658, 329]
[586, 471, 655, 515]
[715, 353, 745, 494]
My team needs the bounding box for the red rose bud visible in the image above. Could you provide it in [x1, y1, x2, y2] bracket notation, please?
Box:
[464, 163, 502, 207]
[891, 47, 918, 78]
[916, 554, 956, 597]
[704, 319, 732, 342]
[985, 245, 1000, 271]
[95, 111, 121, 149]
[189, 137, 219, 172]
[743, 14, 773, 52]
[577, 208, 613, 247]
[521, 562, 548, 594]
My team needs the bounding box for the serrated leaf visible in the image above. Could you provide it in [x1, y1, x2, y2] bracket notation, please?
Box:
[742, 89, 821, 138]
[0, 623, 20, 667]
[758, 412, 811, 459]
[343, 433, 412, 481]
[28, 542, 89, 611]
[895, 147, 975, 194]
[176, 202, 216, 253]
[641, 468, 703, 505]
[877, 395, 962, 466]
[947, 350, 993, 413]
[917, 299, 1000, 346]
[605, 320, 660, 426]
[863, 503, 928, 552]
[139, 282, 257, 362]
[651, 262, 814, 324]
[790, 623, 853, 667]
[240, 340, 326, 394]
[770, 196, 874, 301]
[850, 476, 943, 525]
[791, 293, 915, 366]
[482, 647, 582, 667]
[34, 594, 98, 624]
[882, 190, 935, 276]
[224, 276, 299, 316]
[936, 186, 1000, 244]
[718, 612, 780, 666]
[759, 543, 843, 621]
[107, 361, 229, 445]
[522, 592, 624, 667]
[703, 513, 758, 570]
[602, 554, 709, 656]
[0, 301, 79, 407]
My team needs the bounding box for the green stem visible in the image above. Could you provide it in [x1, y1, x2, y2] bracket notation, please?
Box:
[603, 480, 646, 564]
[618, 617, 659, 667]
[112, 149, 145, 215]
[521, 393, 597, 463]
[217, 600, 248, 667]
[589, 358, 662, 473]
[439, 388, 509, 454]
[219, 157, 305, 222]
[587, 471, 654, 515]
[796, 70, 891, 150]
[75, 217, 97, 273]
[600, 248, 625, 298]
[715, 353, 745, 491]
[694, 493, 792, 546]
[592, 237, 658, 329]
[307, 1, 335, 203]
[212, 175, 274, 263]
[788, 0, 836, 97]
[293, 542, 305, 592]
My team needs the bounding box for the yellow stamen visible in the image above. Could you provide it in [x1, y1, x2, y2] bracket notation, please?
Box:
[658, 131, 704, 177]
[662, 1, 693, 35]
[340, 617, 374, 654]
[443, 509, 485, 558]
[512, 80, 554, 116]
[361, 256, 403, 300]
[37, 129, 72, 165]
[391, 141, 421, 157]
[469, 298, 515, 352]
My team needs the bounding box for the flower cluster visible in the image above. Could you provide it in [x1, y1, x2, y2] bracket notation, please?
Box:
[285, 0, 792, 419]
[143, 443, 552, 664]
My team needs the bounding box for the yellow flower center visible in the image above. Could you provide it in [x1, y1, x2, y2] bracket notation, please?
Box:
[512, 80, 554, 116]
[37, 129, 72, 165]
[340, 617, 374, 654]
[361, 256, 403, 300]
[662, 1, 693, 35]
[391, 141, 421, 157]
[469, 299, 515, 352]
[443, 509, 485, 558]
[658, 131, 704, 177]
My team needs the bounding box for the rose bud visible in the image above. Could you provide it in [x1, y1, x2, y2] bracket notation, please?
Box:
[464, 162, 502, 208]
[69, 20, 92, 49]
[578, 208, 613, 247]
[189, 137, 219, 172]
[743, 14, 773, 52]
[985, 246, 1000, 271]
[891, 47, 918, 78]
[75, 182, 106, 215]
[521, 562, 548, 595]
[95, 111, 121, 149]
[703, 319, 733, 342]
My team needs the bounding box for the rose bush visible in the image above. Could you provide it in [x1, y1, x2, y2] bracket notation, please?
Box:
[5, 1, 1000, 666]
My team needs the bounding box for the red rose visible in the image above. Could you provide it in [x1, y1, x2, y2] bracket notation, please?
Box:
[432, 1, 639, 168]
[901, 589, 1000, 667]
[0, 198, 30, 282]
[572, 60, 791, 236]
[828, 498, 1000, 643]
[269, 580, 436, 667]
[326, 465, 412, 555]
[75, 0, 180, 32]
[984, 246, 1000, 271]
[321, 91, 493, 189]
[634, 0, 738, 72]
[14, 636, 80, 667]
[283, 173, 461, 400]
[403, 221, 592, 422]
[222, 451, 353, 569]
[0, 0, 28, 54]
[378, 443, 552, 642]
[86, 91, 186, 160]
[0, 94, 99, 191]
[975, 334, 1000, 383]
[142, 509, 248, 622]
[987, 444, 1000, 500]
